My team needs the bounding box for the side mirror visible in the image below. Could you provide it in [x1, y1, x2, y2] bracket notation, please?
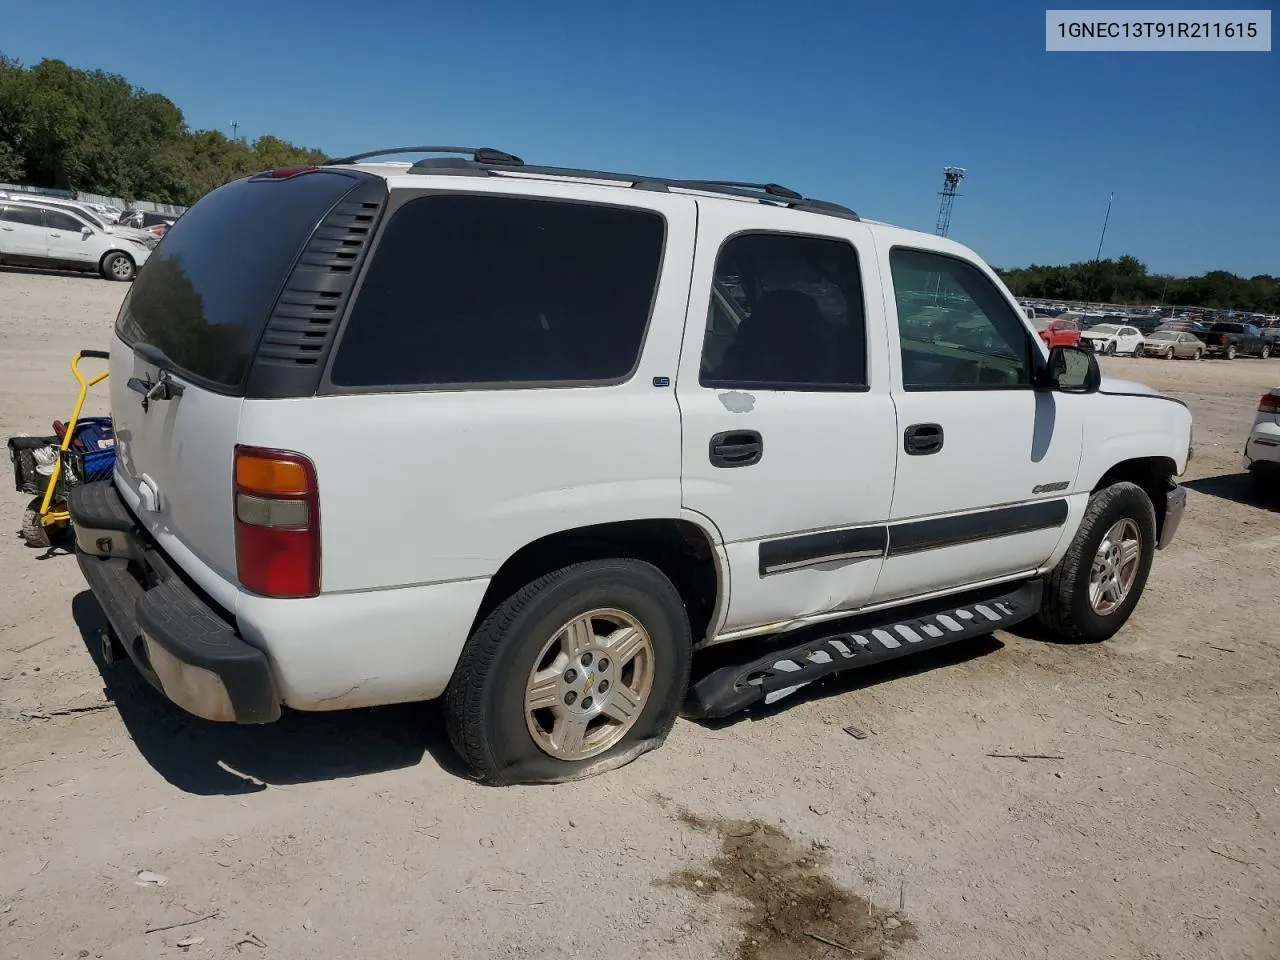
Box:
[1045, 345, 1101, 394]
[81, 226, 93, 237]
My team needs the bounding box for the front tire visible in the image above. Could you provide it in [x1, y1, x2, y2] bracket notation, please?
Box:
[101, 252, 135, 282]
[1164, 347, 1175, 360]
[1034, 481, 1157, 643]
[1261, 344, 1271, 360]
[445, 559, 692, 785]
[1105, 340, 1117, 356]
[1226, 344, 1237, 360]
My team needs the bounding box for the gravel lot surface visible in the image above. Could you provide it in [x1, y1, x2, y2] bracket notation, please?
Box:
[2, 267, 1277, 960]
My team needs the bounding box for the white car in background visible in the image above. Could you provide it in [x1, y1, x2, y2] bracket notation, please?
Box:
[1244, 389, 1280, 494]
[0, 198, 153, 281]
[4, 196, 157, 246]
[1081, 323, 1145, 356]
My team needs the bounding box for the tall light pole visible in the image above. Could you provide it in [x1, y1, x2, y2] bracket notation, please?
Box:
[1095, 191, 1114, 262]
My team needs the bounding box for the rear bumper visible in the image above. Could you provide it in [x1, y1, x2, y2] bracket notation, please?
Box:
[1158, 481, 1186, 551]
[69, 481, 280, 723]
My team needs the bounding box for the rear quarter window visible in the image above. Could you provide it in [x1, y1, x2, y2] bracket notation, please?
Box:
[328, 194, 666, 389]
[115, 171, 365, 390]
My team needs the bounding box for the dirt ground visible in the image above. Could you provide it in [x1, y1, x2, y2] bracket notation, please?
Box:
[2, 267, 1277, 960]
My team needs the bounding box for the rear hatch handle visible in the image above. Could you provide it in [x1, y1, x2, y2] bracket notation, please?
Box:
[127, 343, 186, 411]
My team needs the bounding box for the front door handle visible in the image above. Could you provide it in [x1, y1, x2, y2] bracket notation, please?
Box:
[709, 430, 763, 468]
[904, 422, 944, 456]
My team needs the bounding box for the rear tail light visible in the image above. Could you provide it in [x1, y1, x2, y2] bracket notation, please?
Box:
[233, 446, 320, 598]
[1259, 392, 1280, 414]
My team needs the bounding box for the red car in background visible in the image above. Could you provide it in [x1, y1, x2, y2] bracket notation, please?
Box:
[1033, 317, 1082, 349]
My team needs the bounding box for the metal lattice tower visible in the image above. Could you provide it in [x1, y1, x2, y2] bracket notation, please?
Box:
[935, 165, 966, 237]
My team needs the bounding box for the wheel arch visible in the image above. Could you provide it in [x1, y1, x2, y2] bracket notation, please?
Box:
[1090, 456, 1177, 540]
[470, 518, 725, 644]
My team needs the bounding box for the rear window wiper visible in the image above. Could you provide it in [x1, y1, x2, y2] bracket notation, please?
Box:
[133, 341, 180, 373]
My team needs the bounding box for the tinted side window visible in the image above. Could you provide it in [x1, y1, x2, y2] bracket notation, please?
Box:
[0, 205, 43, 227]
[699, 232, 867, 390]
[890, 248, 1031, 390]
[45, 210, 84, 231]
[330, 195, 665, 388]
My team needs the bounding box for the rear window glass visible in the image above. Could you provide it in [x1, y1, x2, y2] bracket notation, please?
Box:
[115, 172, 360, 389]
[328, 194, 665, 388]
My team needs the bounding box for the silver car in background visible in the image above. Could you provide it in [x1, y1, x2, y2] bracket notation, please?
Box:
[1142, 330, 1204, 360]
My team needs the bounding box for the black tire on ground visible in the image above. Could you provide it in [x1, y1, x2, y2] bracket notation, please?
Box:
[101, 252, 135, 282]
[1226, 344, 1237, 360]
[1164, 347, 1175, 360]
[444, 559, 692, 785]
[20, 496, 51, 548]
[1261, 344, 1272, 360]
[1105, 340, 1117, 356]
[1034, 481, 1157, 644]
[1193, 349, 1203, 361]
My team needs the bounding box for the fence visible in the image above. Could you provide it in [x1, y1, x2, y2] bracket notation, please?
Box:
[0, 183, 187, 217]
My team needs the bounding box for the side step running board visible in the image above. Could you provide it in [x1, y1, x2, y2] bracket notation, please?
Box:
[683, 580, 1043, 719]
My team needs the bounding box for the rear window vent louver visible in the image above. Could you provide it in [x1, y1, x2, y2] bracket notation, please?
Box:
[254, 181, 386, 374]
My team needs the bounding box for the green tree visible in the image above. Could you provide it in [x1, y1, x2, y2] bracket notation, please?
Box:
[0, 53, 330, 206]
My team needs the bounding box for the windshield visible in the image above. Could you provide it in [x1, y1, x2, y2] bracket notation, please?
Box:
[1090, 324, 1119, 335]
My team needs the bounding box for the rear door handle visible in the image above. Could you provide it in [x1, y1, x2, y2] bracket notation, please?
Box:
[904, 422, 944, 456]
[709, 430, 763, 468]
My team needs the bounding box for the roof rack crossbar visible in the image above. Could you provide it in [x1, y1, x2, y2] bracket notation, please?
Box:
[395, 155, 859, 220]
[325, 145, 523, 166]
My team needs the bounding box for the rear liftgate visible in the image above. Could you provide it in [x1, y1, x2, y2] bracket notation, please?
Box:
[684, 580, 1042, 719]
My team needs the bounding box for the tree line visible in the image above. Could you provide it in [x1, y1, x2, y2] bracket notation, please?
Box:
[1, 55, 1273, 313]
[0, 55, 326, 206]
[996, 255, 1278, 315]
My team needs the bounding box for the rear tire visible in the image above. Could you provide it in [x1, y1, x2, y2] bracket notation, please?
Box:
[1226, 344, 1237, 360]
[1193, 349, 1203, 361]
[445, 559, 692, 785]
[1034, 481, 1157, 644]
[20, 496, 51, 548]
[1261, 344, 1272, 360]
[101, 252, 135, 282]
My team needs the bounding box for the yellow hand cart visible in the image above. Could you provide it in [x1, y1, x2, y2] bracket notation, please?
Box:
[8, 349, 114, 548]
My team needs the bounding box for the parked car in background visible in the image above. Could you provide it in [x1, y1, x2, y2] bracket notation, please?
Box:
[0, 198, 152, 280]
[3, 197, 159, 247]
[1081, 323, 1144, 356]
[1244, 389, 1280, 495]
[1202, 322, 1272, 360]
[1142, 330, 1203, 360]
[117, 210, 178, 235]
[1033, 316, 1082, 348]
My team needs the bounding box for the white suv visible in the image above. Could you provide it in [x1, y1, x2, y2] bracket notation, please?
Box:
[67, 148, 1193, 784]
[0, 198, 153, 280]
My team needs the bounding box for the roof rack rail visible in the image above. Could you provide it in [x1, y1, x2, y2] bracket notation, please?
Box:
[674, 180, 803, 201]
[401, 156, 858, 221]
[325, 145, 524, 166]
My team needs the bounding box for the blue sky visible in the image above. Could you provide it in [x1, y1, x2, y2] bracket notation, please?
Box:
[2, 0, 1275, 276]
